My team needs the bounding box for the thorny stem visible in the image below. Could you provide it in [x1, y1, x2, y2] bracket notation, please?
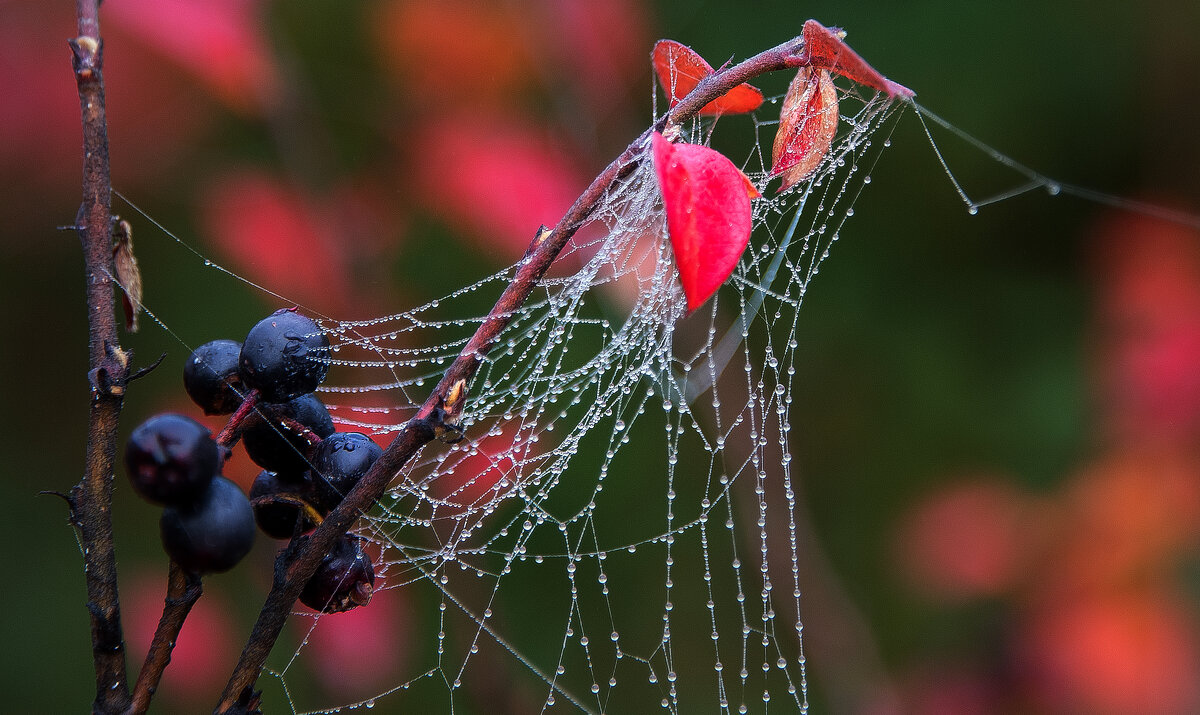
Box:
[216, 35, 813, 713]
[128, 563, 203, 715]
[69, 1, 133, 712]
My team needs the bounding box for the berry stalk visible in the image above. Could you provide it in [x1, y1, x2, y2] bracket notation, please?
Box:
[214, 389, 260, 449]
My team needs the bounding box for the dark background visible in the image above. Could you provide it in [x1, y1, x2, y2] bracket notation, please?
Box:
[3, 0, 1199, 712]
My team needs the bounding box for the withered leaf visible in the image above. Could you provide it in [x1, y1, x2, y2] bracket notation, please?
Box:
[112, 217, 142, 332]
[771, 67, 838, 192]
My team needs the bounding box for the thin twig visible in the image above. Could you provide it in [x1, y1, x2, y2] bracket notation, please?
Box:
[70, 1, 132, 712]
[216, 36, 810, 713]
[128, 563, 203, 714]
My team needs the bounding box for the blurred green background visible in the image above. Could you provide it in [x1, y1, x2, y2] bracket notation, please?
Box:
[3, 0, 1200, 712]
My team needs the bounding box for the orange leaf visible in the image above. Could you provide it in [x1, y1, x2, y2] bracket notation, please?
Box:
[771, 67, 839, 191]
[652, 39, 764, 115]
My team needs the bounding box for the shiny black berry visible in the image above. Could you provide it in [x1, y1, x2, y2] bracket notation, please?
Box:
[183, 339, 246, 415]
[249, 470, 322, 539]
[242, 394, 335, 473]
[239, 309, 330, 403]
[299, 534, 375, 613]
[125, 413, 218, 506]
[311, 432, 383, 512]
[160, 476, 255, 574]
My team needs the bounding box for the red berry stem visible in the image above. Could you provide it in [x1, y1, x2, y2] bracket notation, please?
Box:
[277, 415, 323, 450]
[128, 562, 202, 715]
[217, 32, 827, 714]
[215, 389, 260, 449]
[68, 1, 133, 711]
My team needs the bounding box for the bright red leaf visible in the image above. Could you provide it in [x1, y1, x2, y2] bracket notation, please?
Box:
[652, 132, 755, 312]
[772, 67, 839, 191]
[801, 20, 913, 99]
[652, 40, 764, 115]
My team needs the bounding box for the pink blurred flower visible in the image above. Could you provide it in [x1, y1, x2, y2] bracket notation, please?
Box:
[372, 0, 537, 110]
[299, 585, 411, 698]
[1046, 450, 1200, 594]
[406, 114, 587, 260]
[1018, 589, 1200, 715]
[200, 170, 352, 313]
[1090, 211, 1200, 444]
[895, 477, 1040, 601]
[105, 0, 280, 114]
[0, 3, 215, 231]
[126, 572, 239, 700]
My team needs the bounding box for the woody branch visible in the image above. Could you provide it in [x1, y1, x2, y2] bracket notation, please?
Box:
[69, 0, 132, 712]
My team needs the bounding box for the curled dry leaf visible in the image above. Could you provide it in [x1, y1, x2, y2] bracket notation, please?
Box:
[112, 218, 142, 332]
[772, 67, 839, 191]
[801, 20, 914, 99]
[652, 39, 763, 115]
[651, 132, 757, 312]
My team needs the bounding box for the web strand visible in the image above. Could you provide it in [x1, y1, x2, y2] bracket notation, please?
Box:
[115, 67, 1200, 712]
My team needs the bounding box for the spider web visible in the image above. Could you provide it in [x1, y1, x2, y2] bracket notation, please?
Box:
[243, 78, 907, 715]
[115, 58, 1184, 712]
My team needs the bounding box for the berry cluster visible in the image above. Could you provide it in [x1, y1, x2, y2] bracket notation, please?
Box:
[126, 309, 379, 613]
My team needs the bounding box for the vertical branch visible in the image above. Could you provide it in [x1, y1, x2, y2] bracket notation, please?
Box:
[69, 1, 131, 712]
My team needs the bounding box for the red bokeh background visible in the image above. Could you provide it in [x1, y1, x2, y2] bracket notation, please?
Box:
[6, 0, 1200, 712]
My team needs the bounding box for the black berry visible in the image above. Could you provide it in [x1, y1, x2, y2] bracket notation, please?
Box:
[239, 309, 330, 403]
[311, 432, 383, 512]
[299, 534, 375, 613]
[242, 394, 335, 473]
[160, 476, 256, 574]
[183, 339, 246, 415]
[249, 470, 322, 539]
[125, 413, 219, 506]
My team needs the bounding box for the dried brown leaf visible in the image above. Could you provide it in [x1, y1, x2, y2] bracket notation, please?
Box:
[112, 218, 142, 332]
[771, 67, 839, 191]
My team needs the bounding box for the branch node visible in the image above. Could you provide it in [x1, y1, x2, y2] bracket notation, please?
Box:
[522, 224, 553, 260]
[89, 343, 131, 397]
[432, 378, 468, 444]
[69, 35, 102, 79]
